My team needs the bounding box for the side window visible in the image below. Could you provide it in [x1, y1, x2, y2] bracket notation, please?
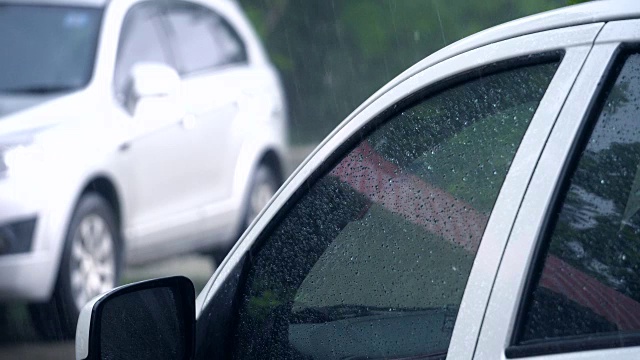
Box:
[164, 2, 247, 75]
[113, 3, 173, 101]
[229, 59, 560, 359]
[513, 51, 640, 354]
[209, 16, 246, 65]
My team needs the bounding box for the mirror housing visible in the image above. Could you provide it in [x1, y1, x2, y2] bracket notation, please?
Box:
[125, 62, 180, 115]
[75, 276, 195, 360]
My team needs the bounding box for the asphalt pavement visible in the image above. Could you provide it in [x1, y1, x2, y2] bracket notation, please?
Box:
[0, 255, 216, 360]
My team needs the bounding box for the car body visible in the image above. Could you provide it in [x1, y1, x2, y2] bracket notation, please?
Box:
[78, 0, 640, 359]
[0, 0, 286, 337]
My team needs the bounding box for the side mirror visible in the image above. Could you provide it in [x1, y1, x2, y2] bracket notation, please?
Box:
[75, 276, 195, 360]
[125, 62, 180, 115]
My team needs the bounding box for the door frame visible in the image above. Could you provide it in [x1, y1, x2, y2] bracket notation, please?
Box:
[475, 20, 640, 360]
[196, 22, 602, 360]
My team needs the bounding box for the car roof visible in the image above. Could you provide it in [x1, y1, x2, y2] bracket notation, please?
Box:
[350, 0, 640, 120]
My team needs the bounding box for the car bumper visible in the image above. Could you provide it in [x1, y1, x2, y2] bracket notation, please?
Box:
[0, 178, 67, 302]
[0, 252, 57, 301]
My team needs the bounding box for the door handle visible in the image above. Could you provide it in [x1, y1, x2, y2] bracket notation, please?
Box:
[180, 113, 196, 130]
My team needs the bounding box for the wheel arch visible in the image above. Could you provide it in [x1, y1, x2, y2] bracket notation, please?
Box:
[79, 175, 123, 231]
[258, 148, 285, 186]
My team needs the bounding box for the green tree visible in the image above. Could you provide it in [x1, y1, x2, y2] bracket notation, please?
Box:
[239, 0, 571, 144]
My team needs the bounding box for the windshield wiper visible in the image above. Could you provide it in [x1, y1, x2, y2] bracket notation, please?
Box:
[291, 304, 418, 324]
[1, 85, 79, 94]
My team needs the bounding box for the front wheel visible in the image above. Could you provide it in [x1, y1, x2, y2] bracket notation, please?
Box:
[30, 193, 121, 340]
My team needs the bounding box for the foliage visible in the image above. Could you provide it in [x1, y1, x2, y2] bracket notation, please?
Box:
[239, 0, 569, 144]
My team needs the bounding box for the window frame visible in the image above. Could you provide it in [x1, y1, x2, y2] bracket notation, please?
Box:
[160, 0, 248, 77]
[194, 24, 597, 360]
[229, 53, 562, 359]
[476, 20, 640, 360]
[506, 46, 640, 359]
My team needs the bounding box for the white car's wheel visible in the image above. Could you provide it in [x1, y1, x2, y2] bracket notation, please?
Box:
[245, 166, 279, 226]
[69, 213, 117, 310]
[30, 193, 121, 340]
[210, 164, 279, 265]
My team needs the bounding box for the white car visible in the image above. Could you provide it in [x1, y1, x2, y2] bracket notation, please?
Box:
[0, 0, 287, 339]
[76, 1, 640, 359]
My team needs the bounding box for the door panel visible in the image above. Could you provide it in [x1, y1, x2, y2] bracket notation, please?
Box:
[182, 68, 263, 205]
[113, 3, 201, 250]
[161, 1, 250, 210]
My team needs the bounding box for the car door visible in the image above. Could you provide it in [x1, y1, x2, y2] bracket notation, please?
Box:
[162, 0, 249, 207]
[113, 2, 202, 256]
[192, 24, 594, 360]
[476, 20, 640, 360]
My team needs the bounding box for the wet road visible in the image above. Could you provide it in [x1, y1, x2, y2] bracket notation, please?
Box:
[0, 254, 216, 360]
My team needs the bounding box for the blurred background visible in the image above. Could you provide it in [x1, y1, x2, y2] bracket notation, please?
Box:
[241, 0, 568, 144]
[0, 0, 584, 359]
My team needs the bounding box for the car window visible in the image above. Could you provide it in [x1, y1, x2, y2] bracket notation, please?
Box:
[0, 5, 102, 93]
[113, 3, 173, 101]
[164, 1, 247, 75]
[513, 51, 640, 354]
[228, 59, 560, 360]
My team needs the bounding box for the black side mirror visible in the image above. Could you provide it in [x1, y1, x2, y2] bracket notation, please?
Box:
[75, 276, 195, 360]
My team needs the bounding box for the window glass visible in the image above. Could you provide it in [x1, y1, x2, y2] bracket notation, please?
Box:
[209, 16, 246, 65]
[230, 60, 559, 359]
[516, 52, 640, 348]
[114, 4, 172, 99]
[0, 5, 102, 93]
[165, 2, 246, 75]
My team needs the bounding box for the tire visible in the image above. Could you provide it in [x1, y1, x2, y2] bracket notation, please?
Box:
[242, 165, 279, 231]
[210, 164, 279, 266]
[29, 193, 121, 340]
[0, 304, 7, 329]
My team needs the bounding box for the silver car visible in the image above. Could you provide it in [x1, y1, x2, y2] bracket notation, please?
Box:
[76, 1, 640, 359]
[0, 0, 286, 340]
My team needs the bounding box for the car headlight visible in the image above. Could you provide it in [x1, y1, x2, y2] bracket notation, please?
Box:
[0, 152, 7, 175]
[0, 146, 16, 177]
[0, 143, 42, 178]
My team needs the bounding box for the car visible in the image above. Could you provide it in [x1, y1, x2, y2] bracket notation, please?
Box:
[76, 1, 640, 359]
[0, 0, 287, 339]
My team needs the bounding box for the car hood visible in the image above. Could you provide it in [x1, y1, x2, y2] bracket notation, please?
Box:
[0, 91, 101, 142]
